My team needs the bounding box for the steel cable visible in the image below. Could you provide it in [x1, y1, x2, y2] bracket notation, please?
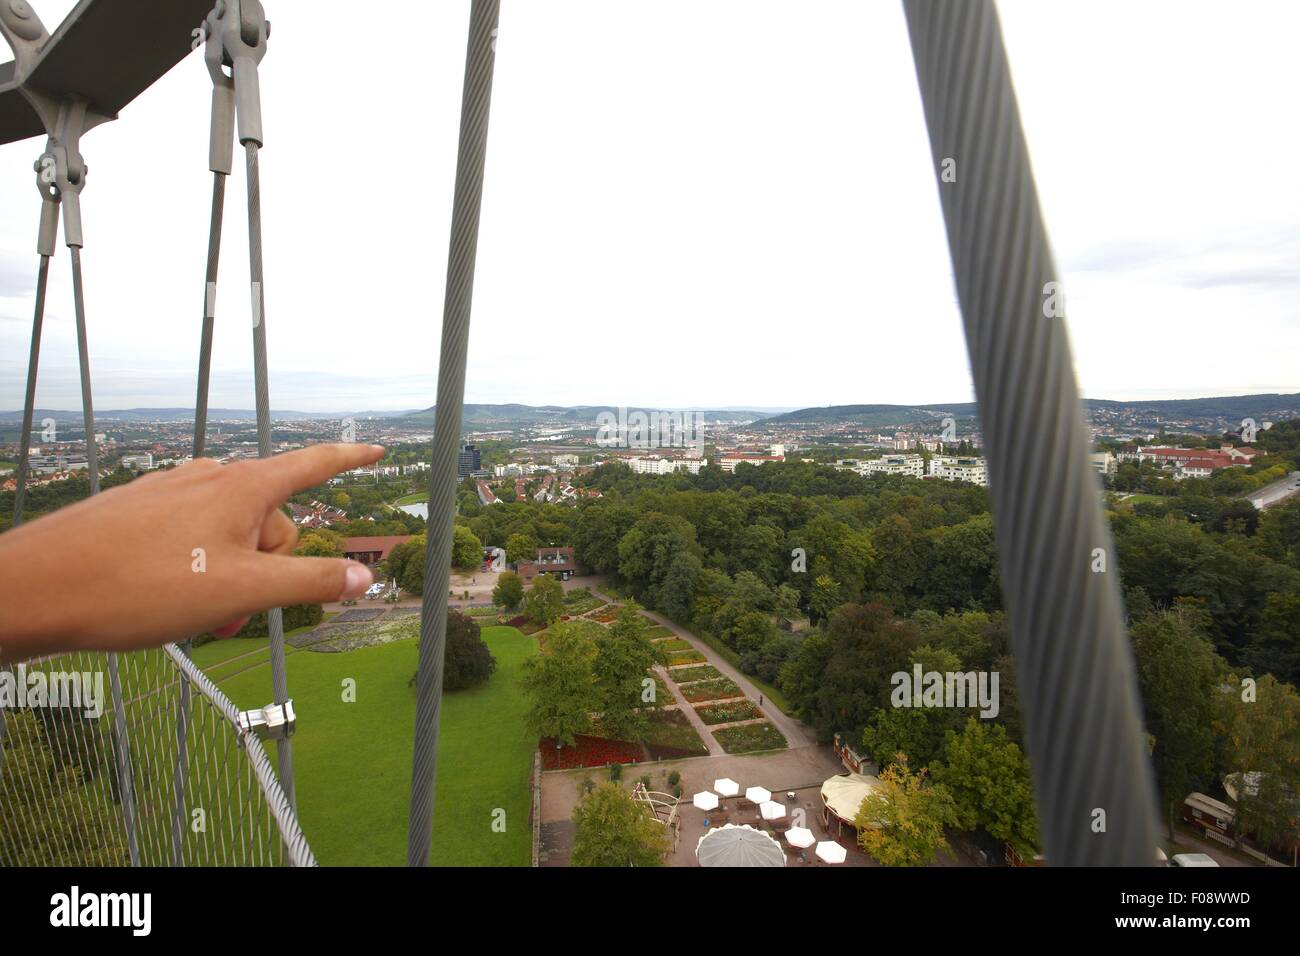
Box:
[244, 140, 295, 811]
[408, 0, 500, 868]
[901, 0, 1159, 865]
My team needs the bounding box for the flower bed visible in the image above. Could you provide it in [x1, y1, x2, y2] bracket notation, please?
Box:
[713, 721, 788, 754]
[645, 625, 674, 639]
[666, 649, 707, 666]
[669, 664, 723, 683]
[563, 590, 605, 616]
[655, 638, 694, 653]
[539, 734, 644, 770]
[694, 699, 762, 725]
[643, 710, 708, 757]
[590, 605, 623, 623]
[680, 678, 742, 704]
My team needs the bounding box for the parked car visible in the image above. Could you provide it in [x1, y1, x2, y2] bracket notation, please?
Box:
[1169, 853, 1219, 867]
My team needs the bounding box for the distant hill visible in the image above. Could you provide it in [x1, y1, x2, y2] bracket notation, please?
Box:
[762, 404, 970, 426]
[764, 393, 1300, 427]
[0, 404, 772, 425]
[401, 404, 774, 426]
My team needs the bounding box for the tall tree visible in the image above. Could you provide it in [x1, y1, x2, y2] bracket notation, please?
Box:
[442, 610, 497, 690]
[1214, 673, 1300, 855]
[855, 755, 958, 867]
[492, 571, 524, 610]
[451, 524, 484, 570]
[505, 531, 539, 565]
[593, 606, 662, 740]
[523, 573, 566, 626]
[518, 621, 601, 746]
[1131, 608, 1223, 839]
[571, 782, 669, 867]
[931, 718, 1039, 856]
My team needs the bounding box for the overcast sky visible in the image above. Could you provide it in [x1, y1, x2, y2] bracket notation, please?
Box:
[2, 0, 1298, 413]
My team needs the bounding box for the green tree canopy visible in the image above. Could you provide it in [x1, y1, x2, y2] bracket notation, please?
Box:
[519, 620, 602, 746]
[492, 570, 524, 610]
[855, 755, 958, 867]
[570, 782, 669, 867]
[931, 718, 1038, 856]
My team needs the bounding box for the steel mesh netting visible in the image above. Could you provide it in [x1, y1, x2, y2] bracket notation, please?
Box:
[1, 645, 314, 867]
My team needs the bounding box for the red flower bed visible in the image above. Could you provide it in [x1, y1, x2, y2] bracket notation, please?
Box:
[539, 734, 644, 770]
[505, 615, 528, 628]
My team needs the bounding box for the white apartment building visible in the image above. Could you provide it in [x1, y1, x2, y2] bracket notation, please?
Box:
[719, 454, 784, 473]
[120, 453, 155, 470]
[1090, 452, 1117, 476]
[859, 454, 926, 478]
[929, 455, 988, 486]
[625, 456, 707, 476]
[552, 454, 579, 468]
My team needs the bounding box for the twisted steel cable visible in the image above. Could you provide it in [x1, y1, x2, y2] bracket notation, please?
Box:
[170, 170, 229, 864]
[409, 0, 501, 868]
[901, 0, 1158, 864]
[11, 254, 49, 527]
[244, 139, 295, 811]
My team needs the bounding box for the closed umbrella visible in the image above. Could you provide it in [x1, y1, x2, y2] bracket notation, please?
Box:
[760, 800, 786, 821]
[815, 840, 848, 864]
[714, 778, 740, 797]
[693, 791, 719, 811]
[785, 826, 815, 848]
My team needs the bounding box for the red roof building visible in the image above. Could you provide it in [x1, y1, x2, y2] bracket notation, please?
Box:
[341, 535, 415, 566]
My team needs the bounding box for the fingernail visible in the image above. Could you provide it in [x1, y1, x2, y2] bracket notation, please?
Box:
[342, 562, 373, 600]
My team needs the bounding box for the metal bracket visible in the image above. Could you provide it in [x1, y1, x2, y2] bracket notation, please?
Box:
[0, 0, 49, 76]
[237, 699, 296, 741]
[33, 98, 100, 249]
[199, 0, 269, 152]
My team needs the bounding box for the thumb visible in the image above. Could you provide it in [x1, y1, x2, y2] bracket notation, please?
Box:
[247, 554, 375, 608]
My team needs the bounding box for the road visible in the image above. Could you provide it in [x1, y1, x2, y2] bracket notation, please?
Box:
[1245, 471, 1300, 510]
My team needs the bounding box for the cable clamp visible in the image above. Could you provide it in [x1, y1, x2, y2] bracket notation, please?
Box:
[237, 699, 296, 741]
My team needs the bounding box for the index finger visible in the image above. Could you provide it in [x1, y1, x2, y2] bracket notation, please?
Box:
[244, 443, 386, 505]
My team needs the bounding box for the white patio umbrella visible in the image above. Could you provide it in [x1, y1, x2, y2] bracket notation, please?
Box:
[745, 786, 772, 806]
[692, 791, 720, 811]
[714, 778, 740, 797]
[785, 826, 816, 848]
[696, 824, 786, 867]
[760, 800, 786, 821]
[815, 840, 848, 864]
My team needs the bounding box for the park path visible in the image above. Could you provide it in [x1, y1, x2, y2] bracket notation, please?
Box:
[571, 577, 818, 750]
[653, 664, 725, 756]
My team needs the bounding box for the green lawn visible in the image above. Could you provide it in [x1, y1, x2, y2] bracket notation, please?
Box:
[217, 625, 537, 866]
[190, 613, 336, 675]
[393, 491, 429, 505]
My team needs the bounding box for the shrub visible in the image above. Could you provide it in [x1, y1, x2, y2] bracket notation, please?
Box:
[195, 603, 322, 644]
[608, 762, 623, 782]
[667, 770, 680, 787]
[443, 609, 497, 690]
